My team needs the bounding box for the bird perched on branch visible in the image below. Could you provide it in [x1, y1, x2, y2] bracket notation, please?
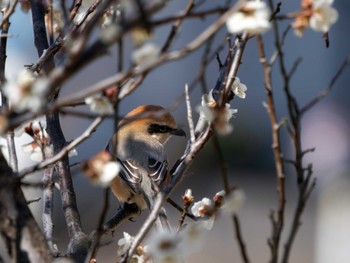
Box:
[108, 105, 186, 228]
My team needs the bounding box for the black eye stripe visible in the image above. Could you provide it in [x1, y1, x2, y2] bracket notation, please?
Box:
[148, 124, 172, 134]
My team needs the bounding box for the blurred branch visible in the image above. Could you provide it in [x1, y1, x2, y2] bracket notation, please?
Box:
[0, 4, 11, 85]
[161, 0, 195, 53]
[70, 0, 83, 21]
[151, 7, 228, 26]
[0, 0, 18, 30]
[7, 0, 244, 131]
[301, 55, 350, 115]
[5, 132, 18, 173]
[42, 166, 59, 255]
[0, 151, 52, 262]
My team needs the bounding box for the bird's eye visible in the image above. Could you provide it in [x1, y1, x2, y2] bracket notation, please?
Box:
[158, 126, 167, 132]
[148, 124, 169, 134]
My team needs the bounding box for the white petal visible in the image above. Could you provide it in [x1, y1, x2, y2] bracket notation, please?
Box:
[222, 189, 245, 214]
[99, 161, 120, 187]
[226, 1, 271, 35]
[197, 216, 215, 230]
[132, 43, 160, 69]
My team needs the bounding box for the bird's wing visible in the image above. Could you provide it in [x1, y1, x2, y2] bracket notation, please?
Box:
[147, 156, 168, 187]
[118, 159, 143, 194]
[118, 157, 168, 195]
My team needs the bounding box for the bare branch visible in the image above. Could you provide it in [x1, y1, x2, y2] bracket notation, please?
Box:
[0, 0, 18, 29]
[288, 57, 302, 79]
[0, 152, 52, 262]
[256, 34, 285, 263]
[185, 84, 195, 144]
[167, 198, 196, 221]
[233, 215, 250, 263]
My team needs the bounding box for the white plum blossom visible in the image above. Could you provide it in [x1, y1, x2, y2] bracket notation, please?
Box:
[146, 230, 182, 263]
[85, 94, 114, 115]
[310, 0, 338, 32]
[197, 89, 237, 135]
[18, 119, 78, 162]
[101, 23, 122, 44]
[82, 151, 120, 187]
[191, 198, 215, 230]
[0, 0, 9, 11]
[116, 232, 146, 262]
[22, 141, 46, 162]
[48, 2, 64, 33]
[221, 189, 245, 214]
[226, 0, 271, 35]
[99, 162, 120, 186]
[2, 70, 48, 112]
[132, 43, 160, 69]
[14, 117, 46, 137]
[20, 119, 50, 162]
[231, 77, 247, 99]
[117, 232, 134, 256]
[179, 223, 207, 256]
[293, 0, 338, 36]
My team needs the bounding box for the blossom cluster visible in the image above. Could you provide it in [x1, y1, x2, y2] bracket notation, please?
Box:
[293, 0, 338, 36]
[197, 77, 247, 135]
[81, 151, 120, 187]
[115, 188, 245, 263]
[226, 0, 271, 35]
[15, 118, 77, 162]
[225, 0, 338, 37]
[2, 69, 48, 113]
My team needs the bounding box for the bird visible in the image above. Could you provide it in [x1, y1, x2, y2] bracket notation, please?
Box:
[107, 105, 186, 228]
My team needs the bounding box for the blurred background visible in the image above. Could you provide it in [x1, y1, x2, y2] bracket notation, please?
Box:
[1, 1, 350, 262]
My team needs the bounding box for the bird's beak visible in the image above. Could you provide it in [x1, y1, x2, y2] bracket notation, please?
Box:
[170, 128, 186, 137]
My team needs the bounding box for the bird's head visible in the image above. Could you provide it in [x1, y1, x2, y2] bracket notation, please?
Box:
[119, 105, 186, 144]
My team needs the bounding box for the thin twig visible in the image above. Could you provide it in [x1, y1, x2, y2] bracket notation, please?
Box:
[167, 197, 196, 221]
[19, 117, 104, 178]
[161, 0, 195, 53]
[256, 33, 285, 263]
[301, 55, 350, 115]
[233, 215, 250, 263]
[151, 7, 228, 26]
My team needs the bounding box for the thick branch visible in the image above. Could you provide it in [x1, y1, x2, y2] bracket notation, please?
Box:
[0, 152, 52, 263]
